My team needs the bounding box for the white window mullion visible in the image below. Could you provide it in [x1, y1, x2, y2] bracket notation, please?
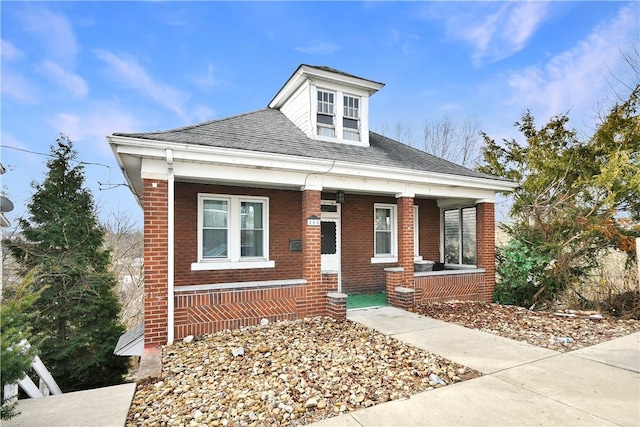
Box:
[335, 89, 344, 139]
[228, 199, 240, 262]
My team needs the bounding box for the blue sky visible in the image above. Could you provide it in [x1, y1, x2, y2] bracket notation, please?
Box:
[2, 1, 638, 228]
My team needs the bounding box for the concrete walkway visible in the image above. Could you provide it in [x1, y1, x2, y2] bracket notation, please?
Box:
[311, 306, 640, 427]
[3, 383, 136, 427]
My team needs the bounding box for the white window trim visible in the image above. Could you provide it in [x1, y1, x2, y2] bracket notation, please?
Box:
[316, 88, 336, 137]
[342, 93, 361, 141]
[312, 87, 369, 147]
[191, 193, 274, 271]
[440, 206, 477, 267]
[371, 203, 398, 264]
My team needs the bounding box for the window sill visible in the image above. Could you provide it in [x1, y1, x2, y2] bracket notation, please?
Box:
[191, 260, 275, 271]
[370, 256, 398, 264]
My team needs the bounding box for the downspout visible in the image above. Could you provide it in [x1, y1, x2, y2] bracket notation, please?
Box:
[166, 149, 175, 344]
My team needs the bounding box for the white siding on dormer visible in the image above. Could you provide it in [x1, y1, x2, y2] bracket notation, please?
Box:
[279, 80, 312, 136]
[359, 95, 370, 146]
[275, 69, 379, 147]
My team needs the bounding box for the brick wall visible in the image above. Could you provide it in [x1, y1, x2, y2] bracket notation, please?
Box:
[340, 194, 396, 294]
[385, 268, 404, 306]
[414, 272, 485, 304]
[143, 179, 169, 347]
[416, 199, 440, 262]
[174, 183, 303, 286]
[397, 197, 415, 286]
[337, 196, 441, 294]
[302, 189, 324, 317]
[173, 283, 306, 339]
[476, 203, 495, 302]
[142, 177, 480, 343]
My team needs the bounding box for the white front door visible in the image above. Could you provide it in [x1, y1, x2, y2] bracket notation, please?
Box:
[321, 202, 341, 291]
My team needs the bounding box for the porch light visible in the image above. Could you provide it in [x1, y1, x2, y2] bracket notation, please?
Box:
[335, 190, 345, 204]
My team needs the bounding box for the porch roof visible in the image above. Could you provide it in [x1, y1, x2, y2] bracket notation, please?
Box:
[113, 108, 507, 183]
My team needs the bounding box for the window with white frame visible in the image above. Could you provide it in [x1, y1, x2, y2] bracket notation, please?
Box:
[317, 89, 335, 137]
[443, 207, 476, 265]
[343, 95, 360, 141]
[374, 204, 397, 257]
[198, 194, 269, 263]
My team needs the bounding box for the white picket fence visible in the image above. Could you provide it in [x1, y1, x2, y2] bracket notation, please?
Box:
[3, 340, 62, 403]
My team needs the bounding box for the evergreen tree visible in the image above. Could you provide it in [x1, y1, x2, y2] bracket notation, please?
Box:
[8, 135, 129, 392]
[479, 84, 639, 307]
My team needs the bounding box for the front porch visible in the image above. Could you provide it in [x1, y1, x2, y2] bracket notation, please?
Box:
[345, 267, 489, 311]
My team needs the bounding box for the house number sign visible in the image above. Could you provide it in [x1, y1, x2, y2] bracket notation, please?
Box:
[306, 215, 321, 226]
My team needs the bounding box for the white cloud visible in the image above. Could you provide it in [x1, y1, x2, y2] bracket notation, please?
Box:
[426, 1, 550, 65]
[17, 6, 79, 65]
[40, 60, 88, 98]
[295, 42, 339, 55]
[47, 105, 143, 157]
[1, 70, 39, 104]
[1, 39, 23, 61]
[94, 49, 190, 119]
[506, 3, 639, 123]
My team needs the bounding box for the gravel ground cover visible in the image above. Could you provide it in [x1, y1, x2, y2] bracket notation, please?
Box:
[127, 317, 479, 426]
[415, 301, 640, 352]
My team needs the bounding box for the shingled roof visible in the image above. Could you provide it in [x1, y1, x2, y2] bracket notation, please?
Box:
[114, 108, 502, 181]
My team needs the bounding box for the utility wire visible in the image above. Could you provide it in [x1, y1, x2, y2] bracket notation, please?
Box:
[3, 145, 113, 169]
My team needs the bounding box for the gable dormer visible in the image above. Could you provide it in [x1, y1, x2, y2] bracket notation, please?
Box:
[268, 65, 384, 147]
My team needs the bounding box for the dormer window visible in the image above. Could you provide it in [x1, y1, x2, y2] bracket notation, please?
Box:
[317, 90, 335, 137]
[343, 95, 360, 141]
[269, 65, 384, 147]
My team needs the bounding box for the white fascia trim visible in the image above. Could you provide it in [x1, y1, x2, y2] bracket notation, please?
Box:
[110, 136, 517, 193]
[191, 260, 275, 271]
[301, 65, 385, 94]
[269, 65, 385, 108]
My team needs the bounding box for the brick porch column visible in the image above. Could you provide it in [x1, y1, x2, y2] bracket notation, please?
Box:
[476, 202, 495, 302]
[302, 188, 323, 317]
[143, 179, 169, 347]
[397, 195, 415, 288]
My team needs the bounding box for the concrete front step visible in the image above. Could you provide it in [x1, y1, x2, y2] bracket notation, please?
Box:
[3, 383, 136, 427]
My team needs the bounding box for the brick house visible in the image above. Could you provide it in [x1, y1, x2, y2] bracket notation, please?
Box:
[109, 65, 515, 348]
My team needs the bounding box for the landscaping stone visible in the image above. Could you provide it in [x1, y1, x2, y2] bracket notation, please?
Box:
[127, 317, 479, 426]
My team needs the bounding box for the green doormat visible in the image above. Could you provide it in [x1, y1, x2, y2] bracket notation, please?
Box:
[347, 292, 389, 309]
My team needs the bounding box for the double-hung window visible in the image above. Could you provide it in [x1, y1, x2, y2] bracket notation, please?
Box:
[443, 207, 476, 265]
[194, 194, 273, 270]
[317, 89, 335, 137]
[343, 95, 360, 141]
[372, 204, 397, 263]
